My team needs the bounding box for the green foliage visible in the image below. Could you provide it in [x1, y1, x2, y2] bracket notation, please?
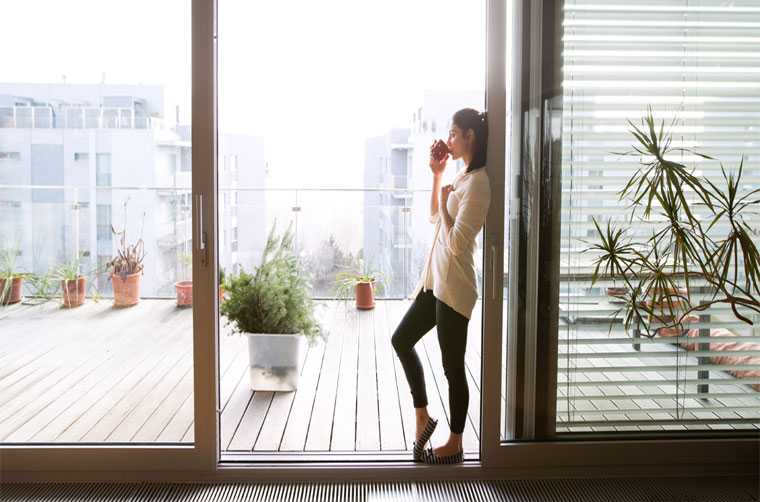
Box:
[0, 247, 21, 279]
[333, 258, 387, 307]
[52, 259, 81, 282]
[25, 272, 57, 304]
[300, 233, 362, 296]
[50, 259, 100, 305]
[220, 220, 324, 345]
[0, 247, 24, 304]
[588, 108, 760, 338]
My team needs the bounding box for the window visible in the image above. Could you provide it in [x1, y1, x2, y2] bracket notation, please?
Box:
[0, 108, 13, 127]
[15, 107, 32, 128]
[95, 153, 111, 186]
[180, 148, 191, 172]
[0, 151, 20, 160]
[557, 0, 760, 434]
[85, 108, 100, 128]
[65, 108, 84, 129]
[97, 204, 112, 243]
[33, 106, 52, 128]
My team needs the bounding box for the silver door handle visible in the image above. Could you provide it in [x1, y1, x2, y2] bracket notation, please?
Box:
[196, 193, 208, 266]
[491, 244, 497, 300]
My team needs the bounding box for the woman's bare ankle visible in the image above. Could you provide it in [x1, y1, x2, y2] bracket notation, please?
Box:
[414, 407, 430, 423]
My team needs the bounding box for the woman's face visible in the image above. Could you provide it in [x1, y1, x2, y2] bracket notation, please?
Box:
[447, 124, 473, 161]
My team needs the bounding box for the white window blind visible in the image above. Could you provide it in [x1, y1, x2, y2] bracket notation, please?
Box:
[558, 0, 760, 433]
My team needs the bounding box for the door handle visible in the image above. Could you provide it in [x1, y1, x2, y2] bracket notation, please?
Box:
[491, 244, 497, 300]
[196, 193, 208, 267]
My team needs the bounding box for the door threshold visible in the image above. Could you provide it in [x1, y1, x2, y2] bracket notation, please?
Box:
[221, 450, 481, 464]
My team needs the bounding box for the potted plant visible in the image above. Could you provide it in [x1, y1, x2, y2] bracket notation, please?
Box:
[174, 280, 193, 307]
[107, 202, 146, 308]
[219, 267, 226, 303]
[0, 248, 24, 305]
[588, 108, 760, 340]
[334, 260, 387, 310]
[173, 262, 228, 307]
[53, 259, 87, 308]
[175, 253, 193, 307]
[221, 220, 324, 391]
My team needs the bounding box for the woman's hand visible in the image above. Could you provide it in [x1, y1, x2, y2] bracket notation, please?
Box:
[441, 184, 454, 211]
[429, 140, 448, 177]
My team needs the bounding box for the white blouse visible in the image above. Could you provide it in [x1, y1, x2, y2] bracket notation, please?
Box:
[408, 166, 491, 320]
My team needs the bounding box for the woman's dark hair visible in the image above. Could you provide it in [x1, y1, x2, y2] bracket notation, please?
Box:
[452, 108, 488, 173]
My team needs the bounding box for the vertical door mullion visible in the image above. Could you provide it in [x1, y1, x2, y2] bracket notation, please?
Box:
[481, 0, 507, 468]
[192, 0, 220, 471]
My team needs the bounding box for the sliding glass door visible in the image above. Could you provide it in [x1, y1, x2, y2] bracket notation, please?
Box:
[486, 0, 759, 470]
[557, 0, 760, 435]
[0, 0, 216, 471]
[216, 0, 490, 461]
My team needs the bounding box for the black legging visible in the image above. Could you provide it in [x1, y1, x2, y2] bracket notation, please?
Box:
[391, 289, 470, 434]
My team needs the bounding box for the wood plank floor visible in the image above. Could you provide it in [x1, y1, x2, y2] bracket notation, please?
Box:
[1, 298, 757, 456]
[0, 298, 484, 454]
[218, 299, 484, 454]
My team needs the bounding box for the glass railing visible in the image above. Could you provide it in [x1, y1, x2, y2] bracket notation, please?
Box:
[0, 184, 487, 302]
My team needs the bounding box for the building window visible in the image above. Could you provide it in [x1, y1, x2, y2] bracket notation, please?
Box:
[33, 107, 52, 128]
[103, 109, 119, 128]
[85, 108, 100, 128]
[97, 204, 113, 242]
[0, 107, 13, 127]
[66, 108, 84, 129]
[96, 153, 112, 186]
[0, 152, 21, 160]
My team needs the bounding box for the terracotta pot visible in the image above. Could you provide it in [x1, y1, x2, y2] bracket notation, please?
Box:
[646, 287, 689, 336]
[656, 314, 699, 344]
[606, 286, 628, 299]
[61, 276, 86, 308]
[0, 276, 23, 305]
[175, 280, 193, 307]
[355, 281, 375, 310]
[112, 272, 141, 308]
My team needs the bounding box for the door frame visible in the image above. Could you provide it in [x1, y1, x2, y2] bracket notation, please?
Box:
[0, 0, 217, 475]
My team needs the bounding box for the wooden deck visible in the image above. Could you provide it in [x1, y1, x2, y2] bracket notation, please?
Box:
[0, 298, 483, 454]
[1, 298, 757, 456]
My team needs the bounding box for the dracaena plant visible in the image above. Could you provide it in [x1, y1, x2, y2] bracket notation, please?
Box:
[587, 108, 760, 338]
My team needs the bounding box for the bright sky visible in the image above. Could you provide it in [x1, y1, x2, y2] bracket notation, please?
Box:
[1, 0, 485, 188]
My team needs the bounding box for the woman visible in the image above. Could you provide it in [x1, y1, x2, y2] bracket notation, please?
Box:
[391, 107, 491, 465]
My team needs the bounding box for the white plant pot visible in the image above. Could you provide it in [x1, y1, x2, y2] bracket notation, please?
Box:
[243, 332, 304, 391]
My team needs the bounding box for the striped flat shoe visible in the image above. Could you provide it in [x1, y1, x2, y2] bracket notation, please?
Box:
[412, 417, 438, 462]
[420, 447, 464, 465]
